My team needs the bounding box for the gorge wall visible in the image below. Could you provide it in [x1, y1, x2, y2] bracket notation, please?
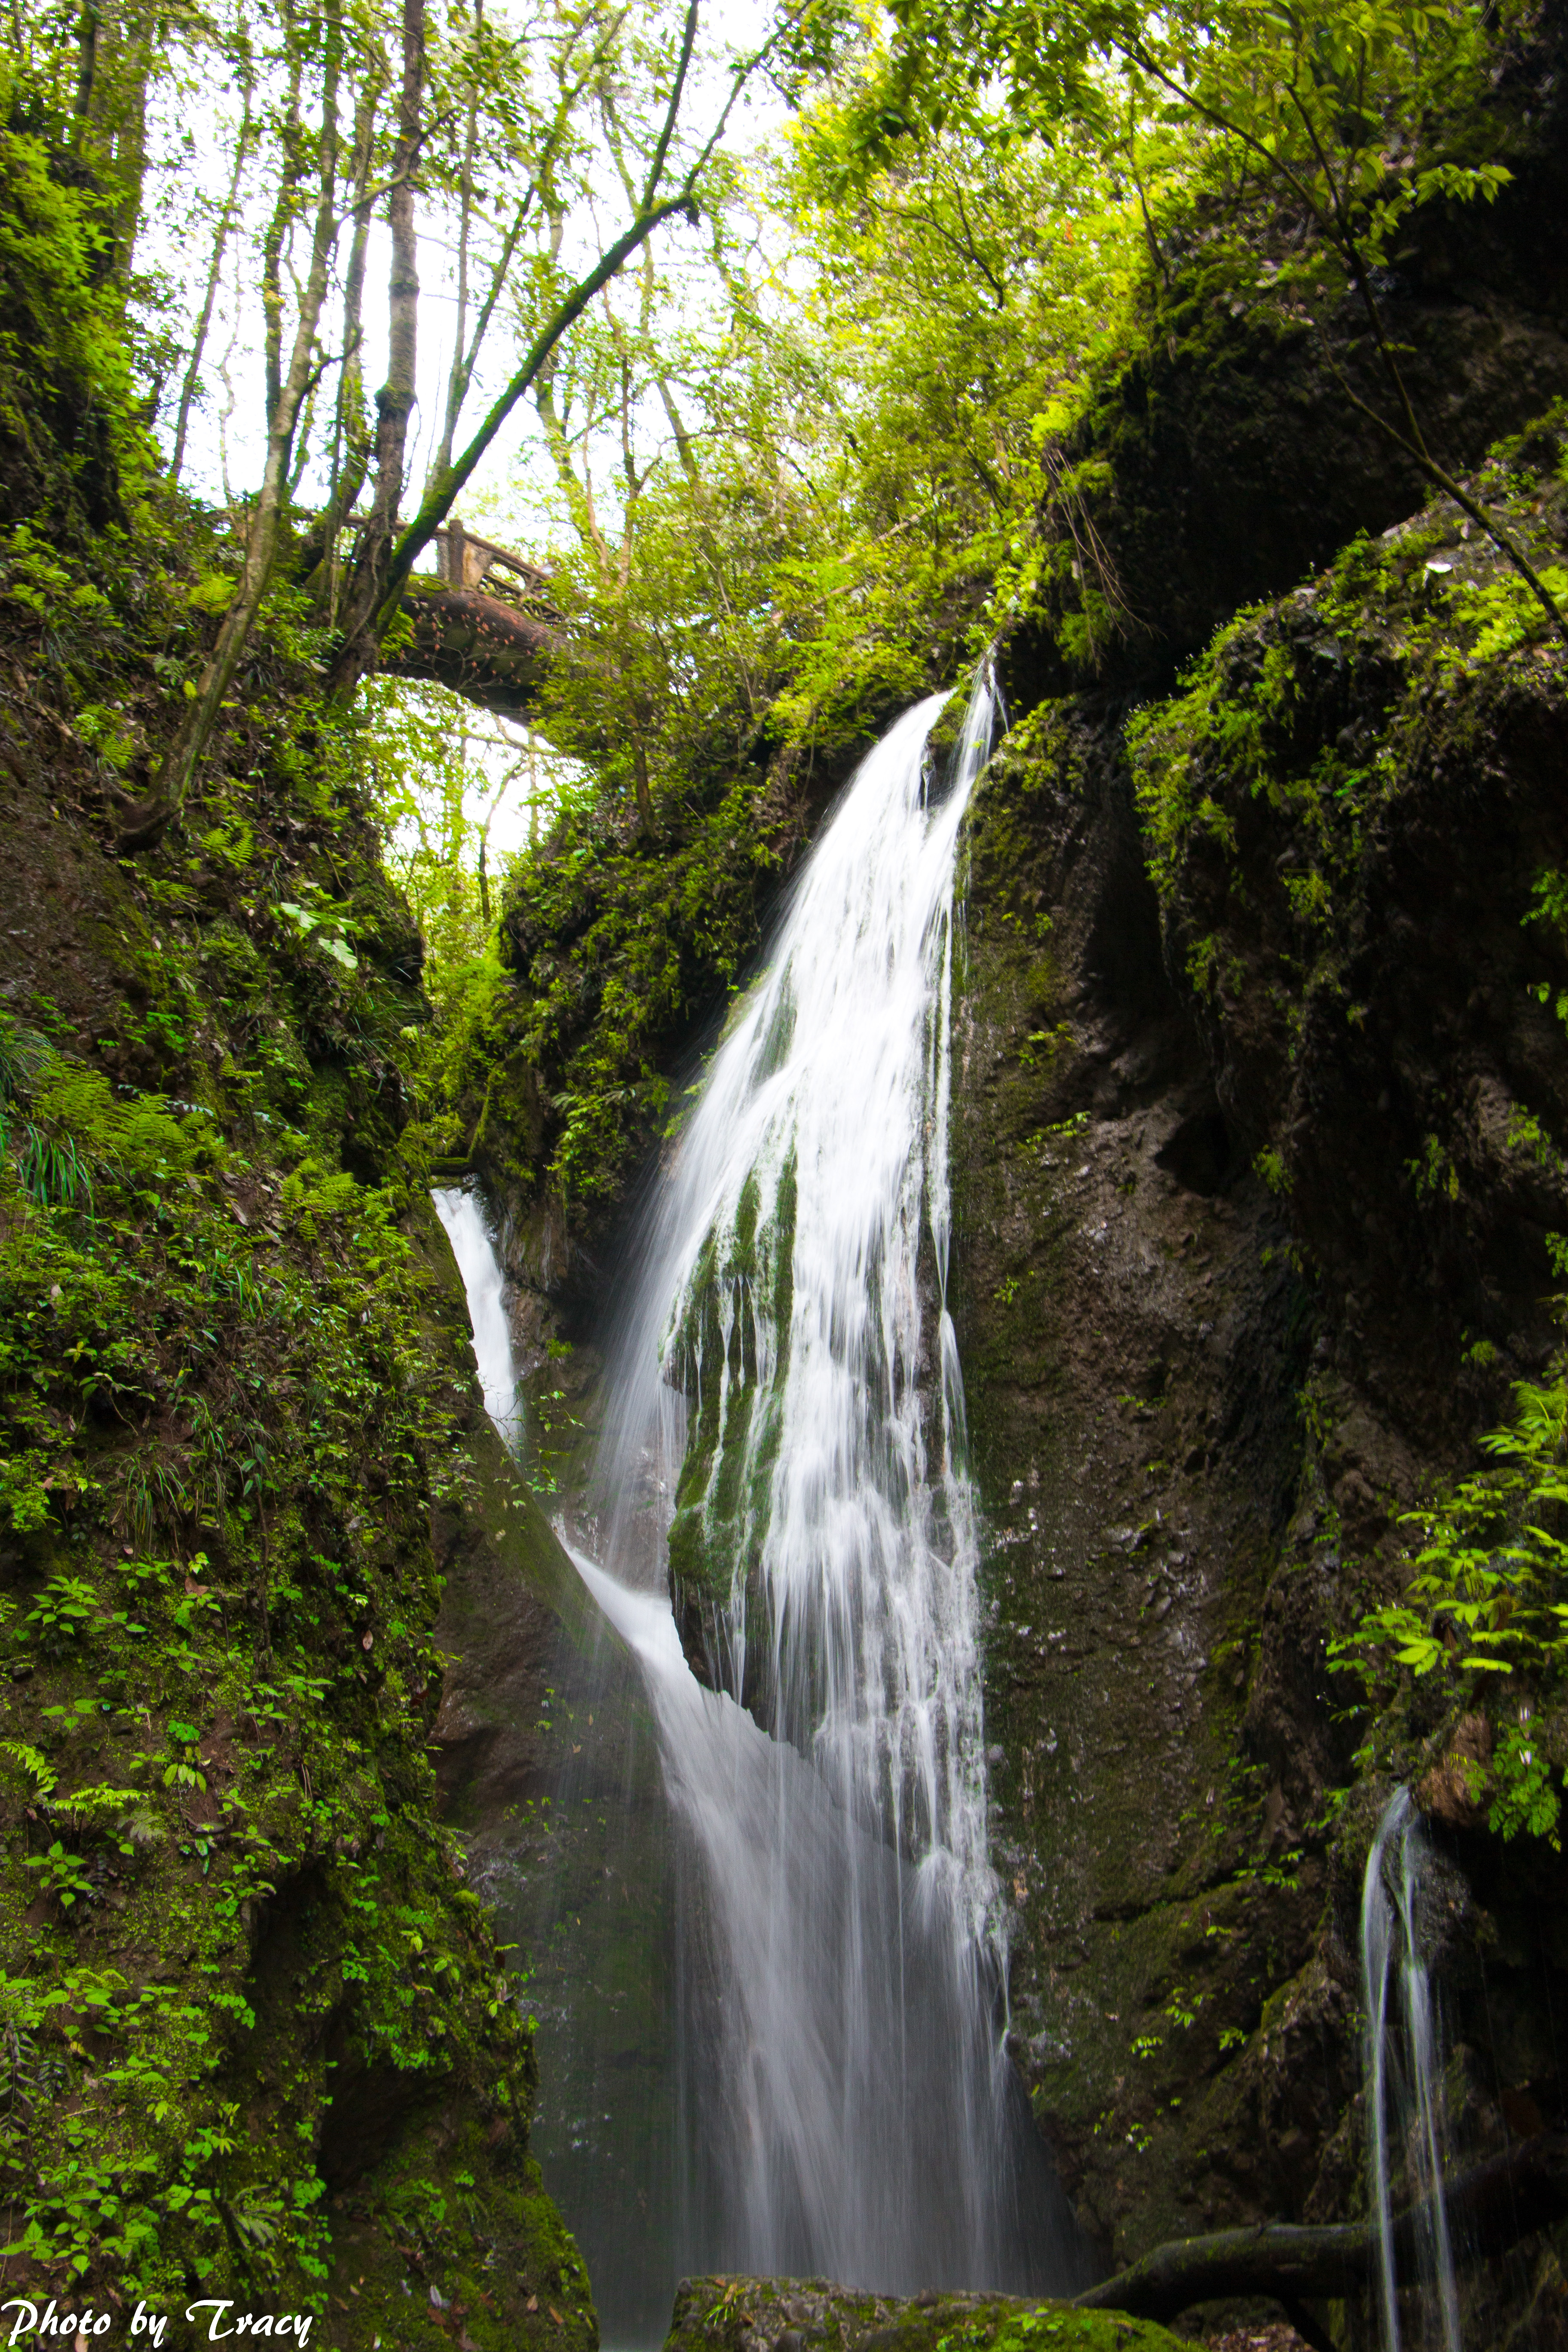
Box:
[0, 527, 597, 2346]
[953, 445, 1568, 2315]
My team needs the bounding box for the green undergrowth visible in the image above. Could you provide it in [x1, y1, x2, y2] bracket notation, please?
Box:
[1130, 405, 1568, 967]
[0, 478, 593, 2340]
[486, 766, 789, 1209]
[0, 93, 146, 538]
[1330, 1354, 1568, 1848]
[0, 1029, 525, 2303]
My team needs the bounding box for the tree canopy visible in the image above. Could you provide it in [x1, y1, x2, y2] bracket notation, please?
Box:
[2, 0, 1552, 1179]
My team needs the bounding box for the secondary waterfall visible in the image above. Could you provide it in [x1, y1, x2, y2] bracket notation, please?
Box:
[1362, 1787, 1462, 2352]
[433, 1186, 524, 1452]
[581, 671, 1072, 2303]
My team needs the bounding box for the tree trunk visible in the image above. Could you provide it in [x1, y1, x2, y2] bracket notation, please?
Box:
[332, 0, 426, 678]
[431, 0, 482, 490]
[297, 59, 384, 615]
[323, 188, 694, 706]
[125, 8, 343, 844]
[171, 65, 254, 485]
[322, 0, 728, 701]
[260, 36, 306, 430]
[1074, 2133, 1568, 2327]
[72, 0, 99, 138]
[87, 0, 156, 281]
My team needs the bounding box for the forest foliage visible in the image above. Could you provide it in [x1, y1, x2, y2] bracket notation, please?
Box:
[4, 0, 1547, 1207]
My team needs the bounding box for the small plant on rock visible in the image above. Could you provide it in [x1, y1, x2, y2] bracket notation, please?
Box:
[25, 1843, 92, 1911]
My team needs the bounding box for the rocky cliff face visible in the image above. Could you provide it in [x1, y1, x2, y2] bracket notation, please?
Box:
[950, 701, 1325, 2266]
[952, 422, 1568, 2336]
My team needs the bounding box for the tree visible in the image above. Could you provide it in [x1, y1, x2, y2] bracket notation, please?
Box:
[505, 92, 1143, 843]
[121, 0, 351, 842]
[834, 0, 1568, 643]
[124, 0, 815, 842]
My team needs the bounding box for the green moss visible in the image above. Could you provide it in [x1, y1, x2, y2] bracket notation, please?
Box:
[320, 2129, 595, 2352]
[483, 768, 790, 1213]
[1130, 410, 1568, 925]
[0, 1095, 534, 2297]
[664, 2278, 1200, 2352]
[665, 1150, 797, 1629]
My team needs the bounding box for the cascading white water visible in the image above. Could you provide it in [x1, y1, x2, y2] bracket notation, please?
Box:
[581, 672, 1072, 2298]
[1362, 1787, 1463, 2352]
[433, 1187, 524, 1452]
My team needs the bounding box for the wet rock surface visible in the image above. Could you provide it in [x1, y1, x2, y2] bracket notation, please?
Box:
[424, 1242, 677, 2343]
[951, 702, 1335, 2268]
[952, 432, 1568, 2327]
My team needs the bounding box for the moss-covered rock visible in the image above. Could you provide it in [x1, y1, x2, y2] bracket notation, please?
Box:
[664, 1154, 796, 1694]
[1129, 429, 1568, 1446]
[951, 411, 1568, 2339]
[1001, 34, 1568, 706]
[0, 122, 132, 538]
[662, 2275, 1199, 2352]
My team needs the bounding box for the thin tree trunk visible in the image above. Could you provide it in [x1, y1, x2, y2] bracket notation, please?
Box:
[260, 37, 306, 429]
[327, 185, 694, 700]
[531, 209, 613, 583]
[171, 61, 254, 485]
[126, 9, 343, 843]
[322, 0, 804, 700]
[72, 0, 99, 138]
[429, 1, 621, 490]
[298, 59, 383, 615]
[432, 0, 482, 489]
[102, 0, 155, 280]
[431, 185, 536, 496]
[327, 0, 714, 697]
[333, 0, 426, 678]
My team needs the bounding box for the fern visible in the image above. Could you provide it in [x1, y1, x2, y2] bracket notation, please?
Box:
[0, 1740, 58, 1798]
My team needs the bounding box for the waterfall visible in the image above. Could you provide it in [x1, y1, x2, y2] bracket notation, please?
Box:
[577, 671, 1074, 2304]
[433, 1185, 524, 1452]
[1361, 1787, 1462, 2352]
[432, 679, 1076, 2328]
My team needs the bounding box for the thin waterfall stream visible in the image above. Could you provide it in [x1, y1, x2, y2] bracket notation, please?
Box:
[1362, 1787, 1463, 2352]
[439, 677, 1078, 2335]
[433, 1186, 525, 1452]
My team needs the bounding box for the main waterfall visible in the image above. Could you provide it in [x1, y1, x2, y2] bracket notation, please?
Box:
[576, 674, 1073, 2309]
